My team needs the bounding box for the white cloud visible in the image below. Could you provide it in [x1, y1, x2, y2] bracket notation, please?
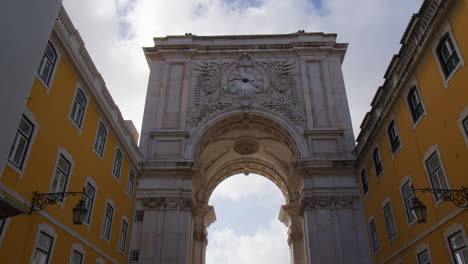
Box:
[210, 173, 285, 204]
[206, 218, 289, 264]
[62, 0, 421, 135]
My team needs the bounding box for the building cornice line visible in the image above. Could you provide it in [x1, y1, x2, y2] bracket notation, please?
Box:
[55, 6, 142, 169]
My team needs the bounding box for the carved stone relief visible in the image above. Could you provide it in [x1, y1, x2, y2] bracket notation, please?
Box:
[188, 53, 305, 128]
[302, 195, 355, 209]
[142, 197, 192, 210]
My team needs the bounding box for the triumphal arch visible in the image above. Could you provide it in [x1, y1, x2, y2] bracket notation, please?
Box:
[132, 33, 371, 264]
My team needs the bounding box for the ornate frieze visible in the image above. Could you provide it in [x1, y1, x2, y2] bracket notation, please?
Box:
[142, 197, 192, 210]
[302, 195, 355, 209]
[188, 53, 305, 127]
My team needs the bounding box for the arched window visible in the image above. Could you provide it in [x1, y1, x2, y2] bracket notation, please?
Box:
[37, 42, 57, 85]
[94, 123, 107, 157]
[70, 89, 87, 128]
[437, 33, 460, 78]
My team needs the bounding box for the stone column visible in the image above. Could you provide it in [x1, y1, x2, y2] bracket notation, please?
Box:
[301, 195, 371, 264]
[191, 203, 216, 264]
[279, 202, 306, 264]
[139, 197, 193, 264]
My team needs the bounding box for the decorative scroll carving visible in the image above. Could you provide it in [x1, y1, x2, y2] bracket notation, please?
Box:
[142, 197, 192, 210]
[302, 196, 355, 209]
[188, 54, 305, 127]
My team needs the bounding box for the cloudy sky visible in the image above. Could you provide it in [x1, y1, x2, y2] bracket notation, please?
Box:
[61, 0, 422, 262]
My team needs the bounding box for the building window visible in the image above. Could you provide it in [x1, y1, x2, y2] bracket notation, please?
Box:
[372, 148, 383, 177]
[0, 218, 6, 238]
[8, 115, 34, 169]
[130, 250, 139, 263]
[135, 211, 144, 223]
[51, 155, 71, 194]
[112, 149, 123, 179]
[360, 169, 369, 195]
[37, 42, 57, 85]
[425, 152, 448, 199]
[127, 170, 135, 197]
[383, 202, 397, 239]
[407, 87, 425, 122]
[119, 220, 128, 252]
[401, 180, 415, 222]
[448, 231, 468, 264]
[102, 203, 114, 239]
[463, 116, 468, 137]
[70, 89, 87, 128]
[417, 250, 431, 264]
[70, 250, 83, 264]
[94, 123, 107, 157]
[32, 232, 53, 264]
[369, 219, 380, 252]
[387, 121, 401, 153]
[437, 33, 461, 78]
[83, 183, 96, 224]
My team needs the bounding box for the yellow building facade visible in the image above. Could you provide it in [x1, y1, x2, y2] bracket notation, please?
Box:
[0, 7, 141, 264]
[355, 0, 468, 263]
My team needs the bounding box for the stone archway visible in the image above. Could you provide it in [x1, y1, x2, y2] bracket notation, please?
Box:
[133, 33, 371, 264]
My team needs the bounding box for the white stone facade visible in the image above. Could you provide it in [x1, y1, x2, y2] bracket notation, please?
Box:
[133, 33, 371, 264]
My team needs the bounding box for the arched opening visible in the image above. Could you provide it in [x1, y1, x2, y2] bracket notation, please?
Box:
[190, 113, 306, 264]
[206, 173, 290, 264]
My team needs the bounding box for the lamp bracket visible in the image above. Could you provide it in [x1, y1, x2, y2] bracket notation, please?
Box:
[30, 189, 85, 213]
[412, 187, 468, 208]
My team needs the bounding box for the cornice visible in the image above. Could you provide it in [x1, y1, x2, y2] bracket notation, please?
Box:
[55, 6, 142, 170]
[354, 0, 454, 161]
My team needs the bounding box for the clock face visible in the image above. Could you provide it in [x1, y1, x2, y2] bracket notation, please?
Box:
[227, 66, 264, 93]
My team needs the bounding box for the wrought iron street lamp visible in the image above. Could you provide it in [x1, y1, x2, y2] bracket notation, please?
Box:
[411, 186, 467, 223]
[30, 189, 87, 225]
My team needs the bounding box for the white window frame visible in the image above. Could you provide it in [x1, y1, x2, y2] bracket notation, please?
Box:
[7, 113, 37, 174]
[134, 210, 144, 223]
[368, 216, 380, 253]
[415, 243, 432, 264]
[457, 106, 468, 147]
[29, 223, 57, 264]
[68, 86, 88, 132]
[101, 199, 115, 241]
[382, 198, 398, 240]
[93, 122, 107, 159]
[129, 250, 140, 263]
[444, 223, 468, 264]
[422, 145, 450, 205]
[372, 146, 383, 178]
[83, 177, 98, 226]
[118, 217, 129, 253]
[400, 176, 416, 225]
[48, 148, 74, 204]
[405, 79, 427, 128]
[432, 22, 465, 87]
[127, 169, 135, 198]
[112, 148, 123, 181]
[360, 169, 369, 196]
[69, 244, 85, 264]
[387, 119, 402, 156]
[0, 217, 11, 247]
[37, 40, 61, 91]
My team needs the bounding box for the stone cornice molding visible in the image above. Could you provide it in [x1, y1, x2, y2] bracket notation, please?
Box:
[142, 197, 192, 211]
[302, 195, 356, 209]
[355, 0, 453, 160]
[54, 7, 142, 169]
